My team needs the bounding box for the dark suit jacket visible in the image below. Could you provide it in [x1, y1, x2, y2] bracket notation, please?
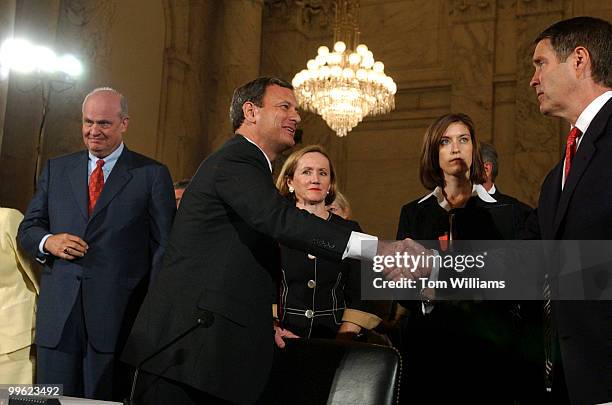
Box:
[121, 135, 352, 404]
[534, 97, 612, 403]
[18, 146, 175, 353]
[491, 187, 533, 237]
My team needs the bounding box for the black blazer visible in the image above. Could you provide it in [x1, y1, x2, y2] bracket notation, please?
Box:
[396, 193, 532, 403]
[121, 135, 352, 404]
[17, 147, 175, 353]
[397, 192, 516, 242]
[278, 214, 376, 338]
[533, 98, 612, 403]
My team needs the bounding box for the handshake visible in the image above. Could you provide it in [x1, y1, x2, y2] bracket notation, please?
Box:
[375, 239, 434, 282]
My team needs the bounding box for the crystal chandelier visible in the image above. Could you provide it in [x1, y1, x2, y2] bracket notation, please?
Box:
[291, 0, 396, 137]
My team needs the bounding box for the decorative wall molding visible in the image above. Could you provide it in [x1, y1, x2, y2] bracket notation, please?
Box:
[516, 0, 563, 16]
[60, 0, 116, 68]
[449, 0, 496, 22]
[264, 0, 332, 33]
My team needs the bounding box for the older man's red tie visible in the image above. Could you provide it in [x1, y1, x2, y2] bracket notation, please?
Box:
[563, 127, 582, 186]
[88, 159, 105, 216]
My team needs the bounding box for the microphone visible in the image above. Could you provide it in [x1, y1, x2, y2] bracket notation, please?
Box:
[124, 314, 214, 405]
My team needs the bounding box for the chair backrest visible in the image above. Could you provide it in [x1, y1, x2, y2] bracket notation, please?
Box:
[260, 338, 401, 405]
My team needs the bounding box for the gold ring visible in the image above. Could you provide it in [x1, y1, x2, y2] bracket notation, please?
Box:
[63, 248, 69, 254]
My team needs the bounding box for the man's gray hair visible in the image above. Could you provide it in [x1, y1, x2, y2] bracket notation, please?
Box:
[83, 87, 129, 117]
[480, 142, 498, 182]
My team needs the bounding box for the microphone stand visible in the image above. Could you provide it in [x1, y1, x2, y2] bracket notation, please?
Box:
[124, 316, 213, 405]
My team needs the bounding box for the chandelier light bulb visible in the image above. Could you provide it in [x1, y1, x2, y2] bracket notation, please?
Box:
[356, 44, 368, 55]
[317, 46, 330, 56]
[307, 59, 318, 70]
[342, 68, 355, 80]
[348, 53, 361, 65]
[327, 53, 341, 66]
[373, 61, 384, 73]
[333, 41, 346, 53]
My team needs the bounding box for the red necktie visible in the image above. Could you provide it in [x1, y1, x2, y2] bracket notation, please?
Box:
[563, 127, 581, 185]
[88, 159, 105, 216]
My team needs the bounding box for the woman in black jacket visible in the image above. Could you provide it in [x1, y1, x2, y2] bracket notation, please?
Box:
[274, 145, 380, 339]
[396, 113, 539, 404]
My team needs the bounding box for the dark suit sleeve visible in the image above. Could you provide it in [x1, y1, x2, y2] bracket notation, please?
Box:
[213, 150, 350, 260]
[147, 164, 176, 282]
[18, 161, 52, 260]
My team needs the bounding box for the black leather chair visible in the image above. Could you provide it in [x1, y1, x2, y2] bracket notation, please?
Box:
[258, 338, 401, 405]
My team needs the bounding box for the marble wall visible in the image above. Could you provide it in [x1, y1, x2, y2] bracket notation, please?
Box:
[0, 0, 611, 239]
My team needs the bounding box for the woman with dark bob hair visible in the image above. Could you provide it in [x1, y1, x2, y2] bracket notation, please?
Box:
[274, 145, 380, 339]
[395, 113, 536, 404]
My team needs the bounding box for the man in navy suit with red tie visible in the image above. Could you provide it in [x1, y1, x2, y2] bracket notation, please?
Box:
[18, 88, 175, 400]
[529, 17, 612, 403]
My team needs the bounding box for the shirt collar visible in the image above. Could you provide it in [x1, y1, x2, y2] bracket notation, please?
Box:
[88, 142, 124, 166]
[574, 91, 612, 136]
[241, 135, 272, 173]
[418, 184, 496, 211]
[488, 184, 497, 195]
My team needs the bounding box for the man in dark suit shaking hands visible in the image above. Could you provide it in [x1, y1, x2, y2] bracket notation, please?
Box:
[529, 17, 612, 403]
[121, 77, 418, 404]
[17, 88, 176, 400]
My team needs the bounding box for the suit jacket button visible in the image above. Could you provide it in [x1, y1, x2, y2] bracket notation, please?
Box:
[307, 280, 316, 289]
[305, 309, 314, 318]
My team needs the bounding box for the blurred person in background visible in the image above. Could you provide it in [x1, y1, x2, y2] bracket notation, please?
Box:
[0, 207, 40, 383]
[326, 190, 351, 220]
[480, 142, 533, 235]
[173, 178, 191, 208]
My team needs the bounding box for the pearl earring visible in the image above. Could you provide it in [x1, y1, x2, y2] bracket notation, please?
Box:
[289, 186, 294, 193]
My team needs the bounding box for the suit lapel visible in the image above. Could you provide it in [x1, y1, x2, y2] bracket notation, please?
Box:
[552, 141, 595, 234]
[235, 134, 273, 174]
[68, 151, 89, 220]
[552, 98, 612, 236]
[89, 147, 133, 221]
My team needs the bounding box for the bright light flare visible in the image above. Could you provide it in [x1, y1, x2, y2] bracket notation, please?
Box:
[0, 38, 83, 78]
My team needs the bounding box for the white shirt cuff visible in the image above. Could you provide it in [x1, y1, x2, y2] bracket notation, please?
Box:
[343, 231, 378, 260]
[38, 234, 52, 262]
